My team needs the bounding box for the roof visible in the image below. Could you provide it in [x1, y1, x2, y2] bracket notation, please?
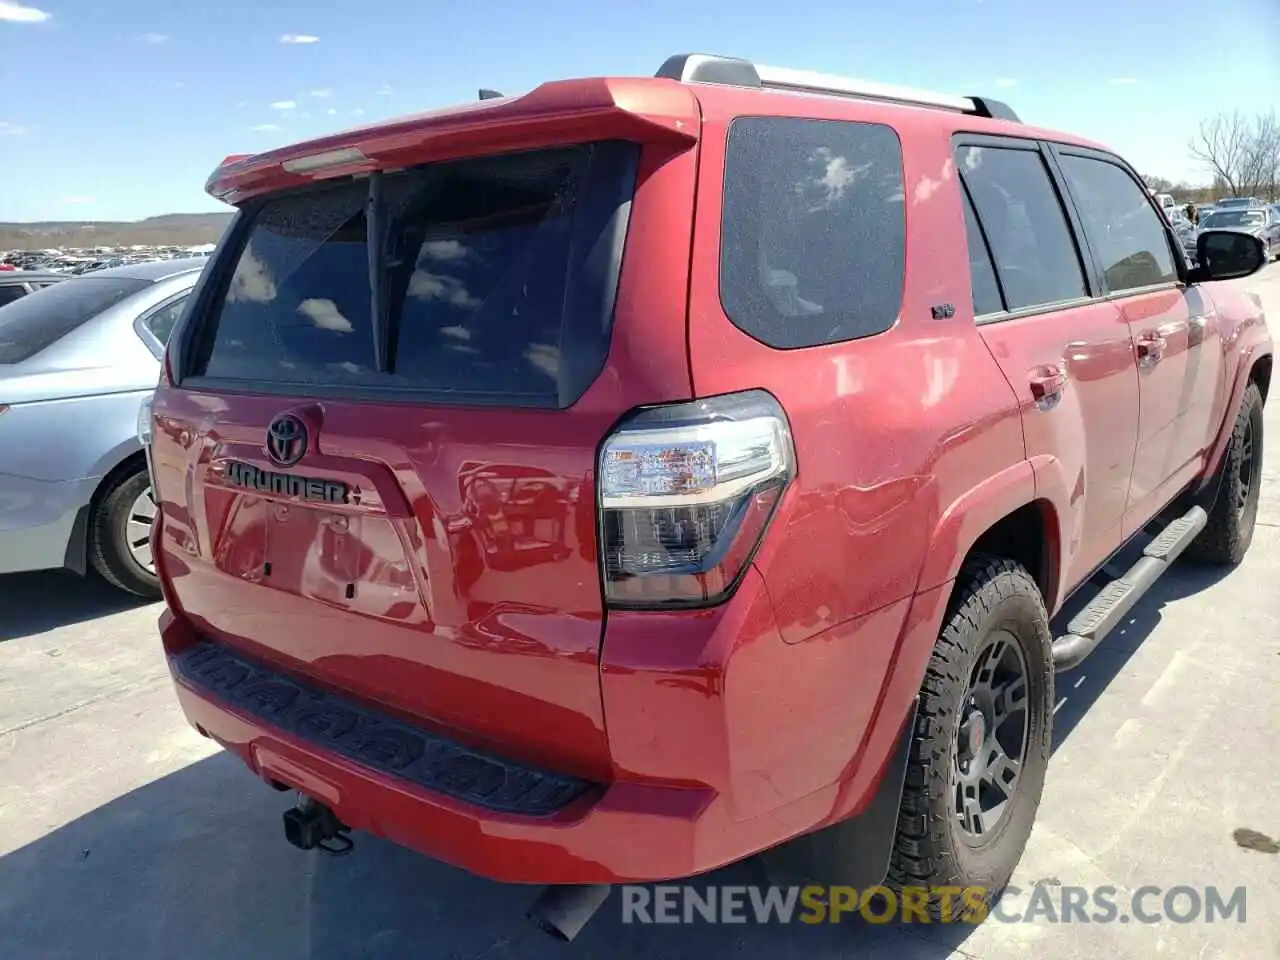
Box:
[79, 257, 208, 283]
[207, 53, 1115, 203]
[0, 270, 65, 284]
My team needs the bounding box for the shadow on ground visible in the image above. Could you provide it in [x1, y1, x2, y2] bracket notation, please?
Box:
[1046, 541, 1234, 750]
[0, 555, 1234, 959]
[0, 570, 150, 642]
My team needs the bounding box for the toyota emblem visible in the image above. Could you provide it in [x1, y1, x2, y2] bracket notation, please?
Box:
[265, 414, 308, 467]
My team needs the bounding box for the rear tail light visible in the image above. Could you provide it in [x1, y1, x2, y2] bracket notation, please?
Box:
[136, 393, 154, 445]
[598, 390, 795, 608]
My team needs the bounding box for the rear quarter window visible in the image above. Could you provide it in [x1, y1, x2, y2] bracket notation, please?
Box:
[188, 142, 639, 408]
[719, 117, 906, 349]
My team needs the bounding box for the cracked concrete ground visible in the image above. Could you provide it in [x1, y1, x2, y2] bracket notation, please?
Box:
[1, 263, 1278, 959]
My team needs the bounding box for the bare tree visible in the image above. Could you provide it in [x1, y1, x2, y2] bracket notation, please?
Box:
[1189, 110, 1280, 200]
[1247, 112, 1279, 201]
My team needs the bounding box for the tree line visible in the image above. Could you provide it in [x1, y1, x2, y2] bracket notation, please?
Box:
[1143, 109, 1278, 203]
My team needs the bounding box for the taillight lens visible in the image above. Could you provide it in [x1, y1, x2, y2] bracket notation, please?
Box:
[599, 390, 795, 608]
[136, 393, 155, 445]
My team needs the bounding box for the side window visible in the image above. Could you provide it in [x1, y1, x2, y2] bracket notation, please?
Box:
[962, 189, 1004, 316]
[143, 296, 189, 345]
[957, 145, 1087, 311]
[720, 117, 906, 348]
[1056, 155, 1178, 293]
[0, 285, 25, 307]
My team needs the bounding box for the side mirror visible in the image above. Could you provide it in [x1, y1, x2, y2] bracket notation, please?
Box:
[1191, 229, 1266, 282]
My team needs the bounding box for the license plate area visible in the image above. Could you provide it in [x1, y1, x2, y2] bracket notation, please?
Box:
[261, 502, 423, 621]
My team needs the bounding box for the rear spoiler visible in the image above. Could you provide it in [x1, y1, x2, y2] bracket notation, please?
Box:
[205, 77, 699, 204]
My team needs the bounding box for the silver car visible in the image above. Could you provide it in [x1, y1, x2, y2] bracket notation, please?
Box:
[0, 258, 206, 598]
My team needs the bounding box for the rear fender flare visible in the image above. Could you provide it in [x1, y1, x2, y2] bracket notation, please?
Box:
[1198, 342, 1273, 497]
[915, 460, 1037, 593]
[1026, 455, 1072, 614]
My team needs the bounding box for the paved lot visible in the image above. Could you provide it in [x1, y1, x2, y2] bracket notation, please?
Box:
[2, 263, 1279, 960]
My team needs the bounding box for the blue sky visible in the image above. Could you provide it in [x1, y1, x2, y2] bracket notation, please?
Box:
[0, 0, 1276, 222]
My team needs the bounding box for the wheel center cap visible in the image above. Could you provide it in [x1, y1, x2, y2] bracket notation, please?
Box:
[967, 710, 985, 759]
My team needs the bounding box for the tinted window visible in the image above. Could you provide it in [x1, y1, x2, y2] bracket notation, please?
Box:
[962, 189, 1004, 316]
[144, 295, 189, 345]
[193, 142, 639, 407]
[0, 285, 25, 307]
[0, 276, 149, 364]
[720, 117, 905, 348]
[1058, 155, 1178, 293]
[958, 145, 1087, 311]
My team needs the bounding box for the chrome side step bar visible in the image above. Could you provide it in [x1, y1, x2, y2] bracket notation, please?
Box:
[1052, 506, 1207, 671]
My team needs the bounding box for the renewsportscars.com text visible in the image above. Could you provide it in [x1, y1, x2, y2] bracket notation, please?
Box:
[620, 884, 1248, 926]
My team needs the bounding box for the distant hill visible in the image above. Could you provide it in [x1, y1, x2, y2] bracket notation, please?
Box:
[0, 213, 235, 251]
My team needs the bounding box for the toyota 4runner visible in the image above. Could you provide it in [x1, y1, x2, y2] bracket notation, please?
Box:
[146, 53, 1272, 939]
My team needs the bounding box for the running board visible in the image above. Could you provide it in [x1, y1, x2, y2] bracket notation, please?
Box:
[1052, 506, 1207, 672]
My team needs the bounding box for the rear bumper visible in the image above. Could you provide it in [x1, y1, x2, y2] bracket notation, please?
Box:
[160, 573, 949, 885]
[0, 471, 95, 575]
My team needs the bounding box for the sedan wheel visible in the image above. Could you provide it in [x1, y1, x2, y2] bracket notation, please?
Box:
[125, 485, 157, 572]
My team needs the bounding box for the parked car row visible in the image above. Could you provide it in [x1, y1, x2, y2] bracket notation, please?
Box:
[0, 245, 213, 276]
[1181, 203, 1280, 265]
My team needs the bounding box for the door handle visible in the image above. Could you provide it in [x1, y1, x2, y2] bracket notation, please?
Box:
[1136, 334, 1167, 367]
[1029, 366, 1067, 410]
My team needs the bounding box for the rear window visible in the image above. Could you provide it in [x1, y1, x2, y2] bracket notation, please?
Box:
[719, 117, 906, 349]
[0, 276, 149, 364]
[1202, 210, 1265, 229]
[189, 142, 640, 408]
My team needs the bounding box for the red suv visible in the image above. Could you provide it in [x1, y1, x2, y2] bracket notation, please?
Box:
[149, 53, 1272, 939]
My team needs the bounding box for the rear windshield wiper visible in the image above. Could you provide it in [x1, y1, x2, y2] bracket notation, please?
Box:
[366, 171, 390, 373]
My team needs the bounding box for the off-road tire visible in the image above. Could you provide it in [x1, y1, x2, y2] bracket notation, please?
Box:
[1186, 382, 1264, 566]
[884, 555, 1053, 919]
[89, 467, 162, 600]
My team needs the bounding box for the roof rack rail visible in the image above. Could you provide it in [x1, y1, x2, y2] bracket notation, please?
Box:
[654, 53, 1020, 122]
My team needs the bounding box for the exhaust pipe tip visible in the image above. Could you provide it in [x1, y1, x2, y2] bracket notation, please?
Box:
[526, 884, 612, 942]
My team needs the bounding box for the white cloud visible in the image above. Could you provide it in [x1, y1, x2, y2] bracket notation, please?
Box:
[376, 84, 393, 97]
[269, 100, 296, 110]
[0, 120, 25, 136]
[0, 1, 50, 23]
[408, 271, 480, 309]
[352, 108, 365, 116]
[421, 240, 468, 262]
[308, 88, 332, 99]
[280, 33, 319, 44]
[994, 77, 1018, 88]
[61, 195, 95, 205]
[524, 344, 560, 378]
[1110, 77, 1139, 85]
[250, 123, 280, 132]
[326, 107, 337, 116]
[140, 32, 169, 44]
[227, 246, 276, 303]
[298, 298, 354, 333]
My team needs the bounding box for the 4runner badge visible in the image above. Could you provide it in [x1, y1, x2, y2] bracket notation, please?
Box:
[223, 461, 350, 505]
